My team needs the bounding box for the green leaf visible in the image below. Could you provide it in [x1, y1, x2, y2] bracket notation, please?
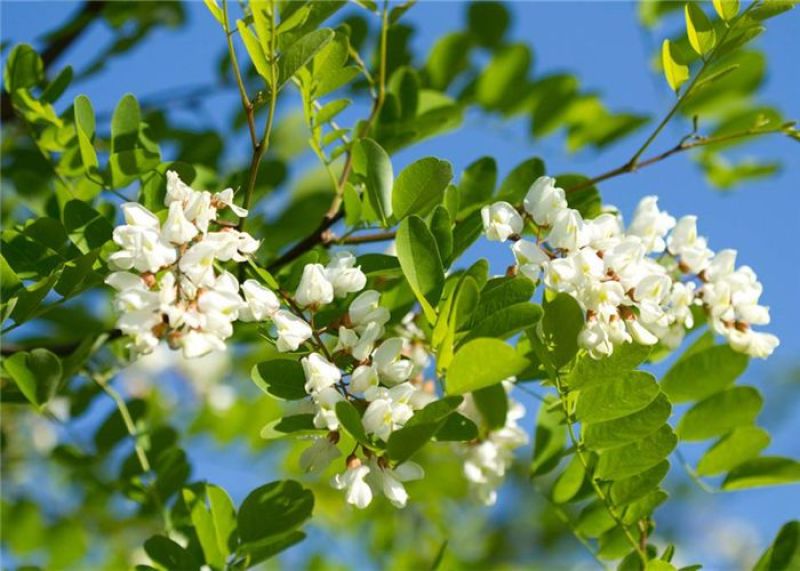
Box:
[392, 157, 453, 219]
[677, 386, 763, 441]
[754, 520, 800, 571]
[661, 344, 748, 403]
[108, 149, 160, 188]
[182, 486, 226, 568]
[428, 206, 453, 265]
[685, 3, 717, 56]
[425, 32, 472, 91]
[203, 0, 224, 24]
[2, 349, 62, 409]
[575, 371, 660, 424]
[316, 98, 350, 124]
[260, 414, 323, 440]
[722, 457, 800, 490]
[463, 302, 543, 344]
[279, 29, 335, 88]
[472, 383, 508, 430]
[531, 398, 568, 477]
[251, 359, 307, 400]
[111, 93, 141, 154]
[662, 39, 690, 93]
[747, 0, 795, 21]
[610, 460, 670, 506]
[470, 276, 535, 327]
[713, 0, 740, 21]
[538, 292, 584, 369]
[583, 393, 672, 451]
[395, 215, 444, 322]
[73, 95, 98, 172]
[696, 426, 770, 476]
[575, 502, 616, 537]
[595, 425, 677, 480]
[387, 397, 462, 463]
[476, 43, 531, 110]
[237, 480, 313, 543]
[207, 484, 238, 557]
[458, 157, 497, 214]
[467, 1, 509, 47]
[567, 342, 651, 390]
[355, 138, 393, 225]
[335, 401, 371, 447]
[446, 339, 529, 394]
[40, 65, 73, 104]
[622, 489, 668, 525]
[496, 157, 546, 205]
[238, 19, 271, 82]
[3, 44, 43, 91]
[552, 455, 586, 504]
[144, 535, 195, 569]
[435, 412, 479, 442]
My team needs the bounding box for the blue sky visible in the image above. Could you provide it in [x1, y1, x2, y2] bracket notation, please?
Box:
[2, 1, 799, 567]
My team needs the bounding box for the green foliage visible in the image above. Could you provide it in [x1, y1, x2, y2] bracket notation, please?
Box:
[1, 2, 797, 569]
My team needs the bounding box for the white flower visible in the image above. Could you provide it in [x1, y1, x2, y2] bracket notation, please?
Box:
[627, 196, 675, 253]
[481, 201, 523, 242]
[302, 353, 341, 394]
[121, 202, 160, 229]
[547, 208, 589, 252]
[626, 318, 659, 346]
[109, 226, 177, 273]
[336, 322, 382, 362]
[295, 263, 334, 308]
[368, 460, 424, 508]
[299, 437, 341, 473]
[179, 241, 218, 287]
[162, 201, 199, 245]
[204, 230, 259, 262]
[706, 249, 737, 281]
[579, 319, 615, 359]
[523, 176, 567, 226]
[105, 271, 147, 292]
[583, 280, 625, 319]
[312, 387, 343, 430]
[213, 188, 248, 217]
[181, 330, 226, 359]
[240, 280, 280, 322]
[511, 240, 549, 281]
[726, 329, 779, 358]
[326, 251, 367, 297]
[350, 364, 379, 394]
[331, 462, 372, 509]
[273, 310, 313, 352]
[372, 338, 414, 385]
[183, 190, 217, 234]
[349, 290, 390, 331]
[362, 384, 415, 441]
[542, 257, 580, 294]
[166, 170, 193, 205]
[586, 212, 623, 251]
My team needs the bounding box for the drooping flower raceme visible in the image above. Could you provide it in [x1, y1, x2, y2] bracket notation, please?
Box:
[457, 380, 529, 506]
[107, 171, 264, 359]
[481, 176, 779, 359]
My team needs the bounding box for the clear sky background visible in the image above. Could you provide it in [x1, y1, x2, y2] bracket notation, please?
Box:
[2, 1, 799, 568]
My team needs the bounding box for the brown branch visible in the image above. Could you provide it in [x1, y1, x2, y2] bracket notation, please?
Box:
[1, 1, 107, 123]
[565, 126, 791, 194]
[339, 230, 396, 245]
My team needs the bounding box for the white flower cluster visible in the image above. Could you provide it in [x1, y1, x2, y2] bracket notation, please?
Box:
[106, 171, 263, 358]
[481, 176, 779, 359]
[294, 284, 436, 509]
[457, 380, 528, 506]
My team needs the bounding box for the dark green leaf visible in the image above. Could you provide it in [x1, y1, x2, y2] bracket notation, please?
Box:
[583, 393, 672, 450]
[251, 359, 307, 400]
[395, 215, 444, 322]
[472, 383, 508, 430]
[595, 425, 677, 480]
[754, 520, 800, 571]
[237, 480, 313, 543]
[696, 426, 770, 476]
[722, 457, 800, 490]
[576, 371, 660, 424]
